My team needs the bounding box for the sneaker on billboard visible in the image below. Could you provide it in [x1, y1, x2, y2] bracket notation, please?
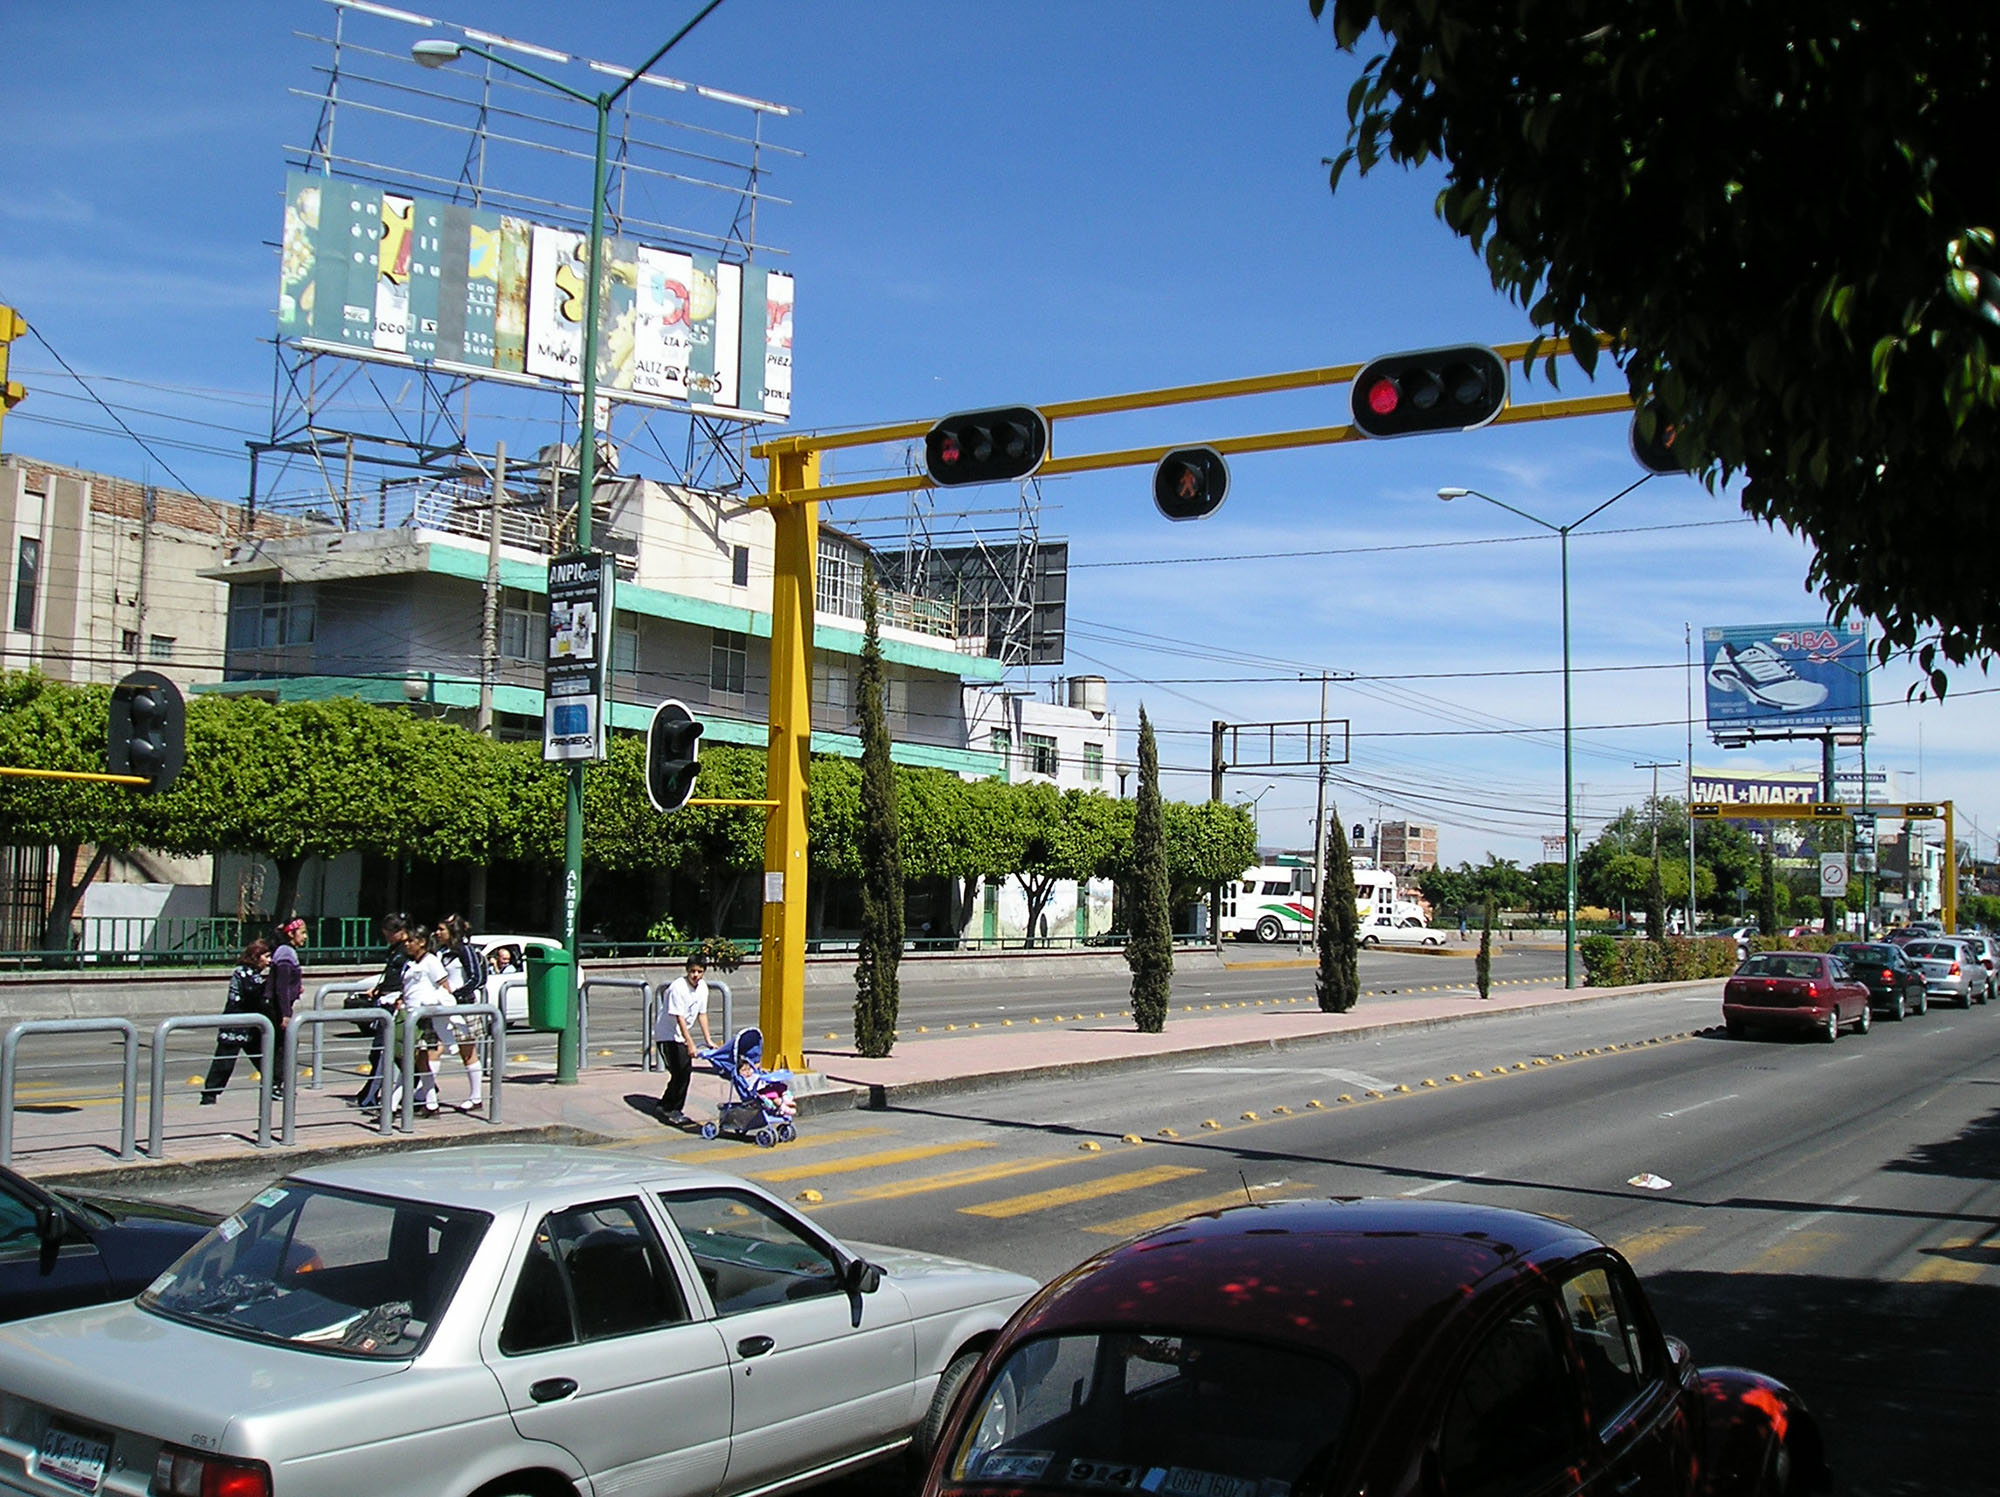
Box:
[1707, 641, 1828, 711]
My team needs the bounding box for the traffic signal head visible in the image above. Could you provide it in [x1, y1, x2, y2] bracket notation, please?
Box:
[1152, 447, 1230, 521]
[1630, 400, 1693, 474]
[646, 699, 705, 813]
[1350, 345, 1508, 438]
[924, 406, 1049, 487]
[108, 669, 185, 795]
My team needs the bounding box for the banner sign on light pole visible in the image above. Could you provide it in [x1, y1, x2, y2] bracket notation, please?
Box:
[543, 550, 611, 762]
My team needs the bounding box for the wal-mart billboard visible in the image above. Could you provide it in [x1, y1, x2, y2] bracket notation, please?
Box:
[1703, 621, 1869, 740]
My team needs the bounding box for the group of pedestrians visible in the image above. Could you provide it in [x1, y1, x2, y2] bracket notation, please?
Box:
[357, 913, 490, 1117]
[200, 917, 307, 1104]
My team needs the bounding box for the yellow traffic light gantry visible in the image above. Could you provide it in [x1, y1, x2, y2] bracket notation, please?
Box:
[0, 305, 27, 447]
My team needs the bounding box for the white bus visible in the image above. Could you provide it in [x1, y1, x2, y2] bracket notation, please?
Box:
[1218, 865, 1430, 942]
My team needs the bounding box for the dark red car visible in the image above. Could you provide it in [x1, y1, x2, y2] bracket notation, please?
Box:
[1722, 951, 1872, 1042]
[921, 1198, 1826, 1497]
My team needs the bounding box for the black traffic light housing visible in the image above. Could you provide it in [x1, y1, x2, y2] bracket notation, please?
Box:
[1350, 345, 1508, 438]
[108, 669, 184, 795]
[923, 406, 1049, 487]
[1630, 400, 1693, 474]
[646, 698, 704, 813]
[1152, 447, 1230, 522]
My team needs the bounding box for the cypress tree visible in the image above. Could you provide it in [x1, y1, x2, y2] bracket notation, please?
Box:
[1476, 896, 1494, 998]
[1758, 842, 1779, 938]
[852, 565, 903, 1057]
[1646, 860, 1668, 943]
[1126, 708, 1172, 1033]
[1316, 804, 1359, 1012]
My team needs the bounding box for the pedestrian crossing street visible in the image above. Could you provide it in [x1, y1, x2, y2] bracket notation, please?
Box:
[636, 1118, 2000, 1286]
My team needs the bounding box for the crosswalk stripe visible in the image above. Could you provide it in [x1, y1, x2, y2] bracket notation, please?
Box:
[1614, 1225, 1704, 1264]
[1904, 1235, 1991, 1284]
[963, 1164, 1204, 1219]
[840, 1153, 1085, 1204]
[1086, 1185, 1282, 1237]
[654, 1125, 892, 1164]
[744, 1140, 991, 1183]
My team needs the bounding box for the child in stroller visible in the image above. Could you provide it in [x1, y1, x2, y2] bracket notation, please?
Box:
[695, 1026, 797, 1147]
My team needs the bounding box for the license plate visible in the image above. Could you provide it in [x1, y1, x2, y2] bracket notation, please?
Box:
[37, 1424, 109, 1495]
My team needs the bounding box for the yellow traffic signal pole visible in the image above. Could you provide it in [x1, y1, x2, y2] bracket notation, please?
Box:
[0, 305, 26, 447]
[746, 340, 1631, 1071]
[1690, 799, 1956, 931]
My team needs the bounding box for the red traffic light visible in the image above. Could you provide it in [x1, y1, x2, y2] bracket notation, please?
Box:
[1630, 399, 1694, 474]
[1350, 346, 1508, 438]
[924, 406, 1049, 487]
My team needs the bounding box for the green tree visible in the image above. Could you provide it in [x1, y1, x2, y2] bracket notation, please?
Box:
[1162, 799, 1257, 912]
[1315, 803, 1359, 1012]
[1646, 860, 1668, 942]
[1759, 844, 1780, 934]
[852, 567, 903, 1057]
[1476, 896, 1494, 998]
[1313, 1, 2000, 678]
[1125, 709, 1172, 1033]
[1525, 861, 1566, 920]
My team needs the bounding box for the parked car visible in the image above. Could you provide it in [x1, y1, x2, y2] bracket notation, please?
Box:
[0, 1145, 1038, 1497]
[1722, 950, 1872, 1041]
[1828, 941, 1930, 1020]
[0, 1165, 215, 1323]
[473, 932, 572, 1027]
[920, 1198, 1828, 1497]
[1901, 938, 1992, 1008]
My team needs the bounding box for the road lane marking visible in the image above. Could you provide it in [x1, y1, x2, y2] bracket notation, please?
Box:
[1087, 1183, 1290, 1237]
[963, 1164, 1204, 1219]
[1615, 1224, 1704, 1264]
[838, 1153, 1084, 1204]
[1743, 1230, 1844, 1275]
[1905, 1231, 1998, 1284]
[1401, 1170, 1489, 1198]
[743, 1140, 991, 1182]
[1658, 1094, 1738, 1119]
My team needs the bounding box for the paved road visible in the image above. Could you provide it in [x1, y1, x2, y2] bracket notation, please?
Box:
[103, 985, 2000, 1497]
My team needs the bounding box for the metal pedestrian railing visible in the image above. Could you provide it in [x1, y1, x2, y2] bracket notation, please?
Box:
[579, 977, 651, 1070]
[0, 1019, 140, 1165]
[148, 1014, 275, 1157]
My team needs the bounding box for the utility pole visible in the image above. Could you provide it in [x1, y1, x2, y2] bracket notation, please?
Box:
[471, 441, 506, 930]
[1210, 721, 1227, 948]
[1635, 758, 1680, 931]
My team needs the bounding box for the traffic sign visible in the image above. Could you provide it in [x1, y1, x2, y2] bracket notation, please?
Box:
[1819, 854, 1849, 899]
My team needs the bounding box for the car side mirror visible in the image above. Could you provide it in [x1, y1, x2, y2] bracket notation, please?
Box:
[843, 1258, 882, 1295]
[33, 1203, 67, 1249]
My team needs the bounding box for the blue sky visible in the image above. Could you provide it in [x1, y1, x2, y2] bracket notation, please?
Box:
[5, 0, 1996, 871]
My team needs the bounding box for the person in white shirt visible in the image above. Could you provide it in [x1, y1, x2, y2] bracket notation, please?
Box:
[431, 915, 485, 1111]
[398, 926, 456, 1116]
[654, 955, 714, 1126]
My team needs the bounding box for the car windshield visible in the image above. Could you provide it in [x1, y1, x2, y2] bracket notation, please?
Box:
[945, 1330, 1354, 1497]
[141, 1180, 488, 1359]
[1738, 954, 1822, 979]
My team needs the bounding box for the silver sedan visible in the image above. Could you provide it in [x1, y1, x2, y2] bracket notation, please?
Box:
[0, 1145, 1038, 1497]
[1902, 938, 1992, 1008]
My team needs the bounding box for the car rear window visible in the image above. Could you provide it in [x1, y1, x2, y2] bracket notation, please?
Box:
[946, 1331, 1354, 1497]
[1738, 954, 1822, 979]
[1905, 942, 1953, 960]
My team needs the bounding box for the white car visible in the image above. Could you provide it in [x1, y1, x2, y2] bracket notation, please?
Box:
[0, 1145, 1038, 1497]
[472, 934, 575, 1027]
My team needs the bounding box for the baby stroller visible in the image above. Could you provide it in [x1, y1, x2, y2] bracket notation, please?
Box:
[696, 1026, 798, 1147]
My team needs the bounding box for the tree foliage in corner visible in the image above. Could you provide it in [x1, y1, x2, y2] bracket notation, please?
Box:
[852, 565, 903, 1057]
[1312, 1, 2000, 679]
[1316, 804, 1359, 1013]
[1125, 708, 1172, 1033]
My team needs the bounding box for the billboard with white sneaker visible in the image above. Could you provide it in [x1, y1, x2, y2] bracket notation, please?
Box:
[1703, 620, 1870, 740]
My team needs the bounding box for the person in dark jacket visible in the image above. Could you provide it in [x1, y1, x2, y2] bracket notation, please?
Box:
[265, 917, 307, 1098]
[199, 939, 274, 1104]
[355, 915, 412, 1107]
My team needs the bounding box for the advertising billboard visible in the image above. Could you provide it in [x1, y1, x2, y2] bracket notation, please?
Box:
[278, 171, 793, 422]
[1702, 620, 1869, 739]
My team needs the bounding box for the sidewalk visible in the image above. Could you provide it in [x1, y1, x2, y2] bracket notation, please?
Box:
[18, 976, 1714, 1188]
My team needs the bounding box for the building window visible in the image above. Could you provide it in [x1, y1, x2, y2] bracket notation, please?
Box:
[1082, 742, 1104, 784]
[612, 611, 639, 675]
[710, 629, 747, 701]
[121, 629, 140, 656]
[147, 635, 175, 661]
[731, 545, 751, 588]
[12, 538, 39, 633]
[227, 581, 315, 650]
[816, 536, 863, 620]
[990, 728, 1012, 776]
[1026, 733, 1059, 778]
[883, 672, 908, 730]
[500, 587, 538, 662]
[812, 655, 851, 723]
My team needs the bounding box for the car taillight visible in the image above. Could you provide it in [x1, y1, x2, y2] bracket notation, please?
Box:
[1881, 969, 1895, 982]
[154, 1447, 272, 1497]
[1806, 982, 1824, 999]
[1950, 963, 1962, 976]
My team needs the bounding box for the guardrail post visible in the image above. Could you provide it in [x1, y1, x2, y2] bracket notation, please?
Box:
[0, 1019, 140, 1166]
[579, 978, 651, 1070]
[147, 1015, 275, 1159]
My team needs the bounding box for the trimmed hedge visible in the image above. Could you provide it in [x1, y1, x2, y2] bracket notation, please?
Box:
[1579, 934, 1744, 986]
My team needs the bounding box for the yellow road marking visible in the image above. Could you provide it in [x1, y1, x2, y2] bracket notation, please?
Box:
[1905, 1234, 1993, 1284]
[651, 1125, 892, 1164]
[1087, 1184, 1284, 1237]
[1614, 1224, 1704, 1264]
[744, 1140, 991, 1183]
[964, 1164, 1204, 1219]
[840, 1153, 1085, 1204]
[1742, 1230, 1843, 1275]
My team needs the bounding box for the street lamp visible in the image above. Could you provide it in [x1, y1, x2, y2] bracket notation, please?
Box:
[1437, 475, 1652, 987]
[1239, 785, 1274, 850]
[414, 1, 726, 1084]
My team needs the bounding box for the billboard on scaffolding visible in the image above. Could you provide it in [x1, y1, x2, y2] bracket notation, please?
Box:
[278, 171, 793, 422]
[1702, 620, 1869, 741]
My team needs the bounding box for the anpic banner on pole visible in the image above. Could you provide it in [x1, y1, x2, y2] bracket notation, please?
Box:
[543, 550, 611, 762]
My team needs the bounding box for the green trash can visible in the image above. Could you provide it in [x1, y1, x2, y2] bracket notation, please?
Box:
[524, 945, 576, 1032]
